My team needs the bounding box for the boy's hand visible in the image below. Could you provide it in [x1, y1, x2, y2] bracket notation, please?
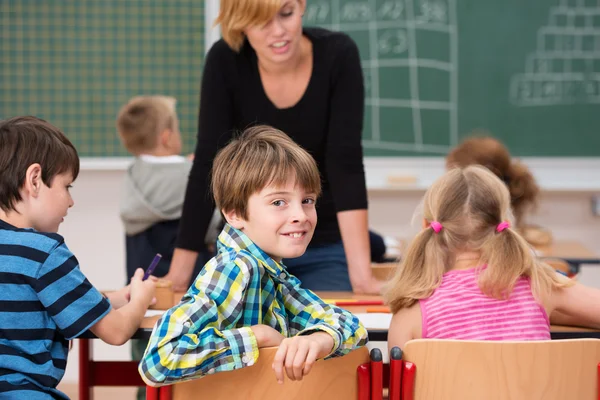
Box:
[251, 324, 285, 348]
[107, 285, 130, 309]
[129, 268, 157, 307]
[272, 332, 335, 384]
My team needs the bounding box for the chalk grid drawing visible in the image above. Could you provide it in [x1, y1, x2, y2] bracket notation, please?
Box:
[510, 0, 600, 106]
[305, 0, 458, 153]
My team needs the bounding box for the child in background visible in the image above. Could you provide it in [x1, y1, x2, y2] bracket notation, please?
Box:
[116, 95, 220, 400]
[0, 116, 156, 399]
[116, 95, 220, 282]
[139, 125, 368, 386]
[385, 166, 600, 349]
[446, 135, 551, 246]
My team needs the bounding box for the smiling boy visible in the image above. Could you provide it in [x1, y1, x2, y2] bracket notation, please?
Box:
[139, 125, 367, 386]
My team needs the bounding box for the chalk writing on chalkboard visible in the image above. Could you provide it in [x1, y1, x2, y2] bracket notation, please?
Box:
[305, 0, 459, 154]
[510, 1, 600, 106]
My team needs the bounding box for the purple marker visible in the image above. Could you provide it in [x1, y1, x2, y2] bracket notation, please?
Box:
[143, 254, 162, 281]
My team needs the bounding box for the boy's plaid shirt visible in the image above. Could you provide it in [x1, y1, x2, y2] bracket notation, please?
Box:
[139, 224, 368, 386]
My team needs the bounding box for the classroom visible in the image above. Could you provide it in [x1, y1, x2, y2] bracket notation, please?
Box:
[1, 0, 600, 399]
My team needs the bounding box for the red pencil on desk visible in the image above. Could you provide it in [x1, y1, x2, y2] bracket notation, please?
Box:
[331, 300, 385, 306]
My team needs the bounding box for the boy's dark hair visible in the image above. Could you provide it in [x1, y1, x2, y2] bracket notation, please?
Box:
[0, 116, 80, 212]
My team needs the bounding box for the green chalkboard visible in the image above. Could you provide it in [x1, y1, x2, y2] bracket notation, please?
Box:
[306, 0, 600, 156]
[0, 0, 204, 157]
[2, 0, 598, 157]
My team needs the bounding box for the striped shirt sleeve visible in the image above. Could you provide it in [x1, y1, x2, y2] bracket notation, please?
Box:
[284, 276, 368, 357]
[138, 258, 259, 386]
[33, 242, 111, 340]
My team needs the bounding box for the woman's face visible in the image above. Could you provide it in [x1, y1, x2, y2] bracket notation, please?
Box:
[244, 0, 306, 65]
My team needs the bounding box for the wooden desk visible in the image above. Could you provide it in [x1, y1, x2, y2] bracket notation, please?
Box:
[375, 240, 600, 276]
[536, 240, 600, 273]
[136, 291, 600, 340]
[80, 289, 600, 400]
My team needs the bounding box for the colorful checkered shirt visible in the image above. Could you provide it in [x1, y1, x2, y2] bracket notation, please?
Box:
[139, 224, 368, 386]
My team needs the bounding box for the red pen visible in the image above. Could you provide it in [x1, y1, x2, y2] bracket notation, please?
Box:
[333, 300, 384, 307]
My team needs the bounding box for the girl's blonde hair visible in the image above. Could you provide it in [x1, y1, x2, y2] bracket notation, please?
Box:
[384, 165, 571, 313]
[215, 0, 282, 52]
[446, 135, 539, 227]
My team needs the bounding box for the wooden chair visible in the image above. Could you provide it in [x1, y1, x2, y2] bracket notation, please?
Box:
[170, 346, 369, 400]
[397, 339, 600, 400]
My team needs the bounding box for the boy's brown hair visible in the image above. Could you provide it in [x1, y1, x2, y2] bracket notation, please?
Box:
[0, 116, 80, 212]
[211, 125, 321, 219]
[116, 96, 177, 155]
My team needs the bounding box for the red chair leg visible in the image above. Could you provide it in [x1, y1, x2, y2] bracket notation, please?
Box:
[159, 386, 172, 400]
[389, 347, 403, 400]
[146, 386, 160, 400]
[78, 338, 94, 400]
[370, 348, 383, 400]
[357, 363, 371, 400]
[401, 362, 416, 400]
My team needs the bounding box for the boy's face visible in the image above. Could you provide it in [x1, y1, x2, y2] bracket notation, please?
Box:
[31, 172, 75, 233]
[227, 177, 317, 262]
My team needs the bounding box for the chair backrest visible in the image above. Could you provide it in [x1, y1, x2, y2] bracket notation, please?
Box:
[402, 339, 600, 400]
[173, 346, 369, 400]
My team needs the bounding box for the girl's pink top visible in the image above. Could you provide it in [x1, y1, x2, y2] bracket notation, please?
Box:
[419, 267, 550, 340]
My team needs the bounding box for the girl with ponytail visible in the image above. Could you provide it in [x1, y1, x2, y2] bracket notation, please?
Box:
[446, 135, 551, 246]
[385, 166, 600, 349]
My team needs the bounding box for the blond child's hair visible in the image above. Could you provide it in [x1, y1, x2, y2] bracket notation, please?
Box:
[211, 125, 321, 219]
[384, 165, 571, 313]
[446, 135, 539, 228]
[116, 96, 177, 155]
[215, 0, 281, 51]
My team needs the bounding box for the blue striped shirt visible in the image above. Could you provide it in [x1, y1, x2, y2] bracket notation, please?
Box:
[0, 219, 111, 399]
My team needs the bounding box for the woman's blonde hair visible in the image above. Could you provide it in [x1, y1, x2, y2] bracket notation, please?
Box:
[384, 166, 570, 313]
[215, 0, 282, 51]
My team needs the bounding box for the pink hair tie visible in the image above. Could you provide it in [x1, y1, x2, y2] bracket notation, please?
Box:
[496, 221, 510, 232]
[430, 221, 443, 233]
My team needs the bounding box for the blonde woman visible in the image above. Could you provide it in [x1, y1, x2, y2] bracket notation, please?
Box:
[385, 166, 600, 349]
[166, 0, 382, 294]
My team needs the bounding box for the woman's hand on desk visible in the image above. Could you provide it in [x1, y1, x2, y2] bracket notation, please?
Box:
[272, 332, 334, 384]
[163, 248, 199, 292]
[351, 275, 385, 295]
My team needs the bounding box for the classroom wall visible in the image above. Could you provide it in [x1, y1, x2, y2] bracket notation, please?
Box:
[59, 164, 600, 383]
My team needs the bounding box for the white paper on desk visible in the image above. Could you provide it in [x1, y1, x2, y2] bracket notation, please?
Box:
[354, 313, 392, 329]
[145, 310, 166, 317]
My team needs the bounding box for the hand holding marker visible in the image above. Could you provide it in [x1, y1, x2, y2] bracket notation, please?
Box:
[143, 254, 162, 281]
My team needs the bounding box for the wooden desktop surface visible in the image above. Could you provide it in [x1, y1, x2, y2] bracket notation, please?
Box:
[536, 240, 599, 261]
[140, 290, 600, 337]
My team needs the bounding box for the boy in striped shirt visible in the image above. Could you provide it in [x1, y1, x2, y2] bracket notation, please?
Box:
[0, 116, 156, 399]
[139, 125, 368, 386]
